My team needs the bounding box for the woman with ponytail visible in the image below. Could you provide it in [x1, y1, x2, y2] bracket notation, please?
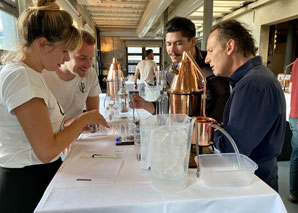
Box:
[0, 1, 108, 212]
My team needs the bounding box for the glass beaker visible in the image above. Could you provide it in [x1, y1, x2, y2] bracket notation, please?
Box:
[139, 115, 158, 169]
[149, 114, 195, 192]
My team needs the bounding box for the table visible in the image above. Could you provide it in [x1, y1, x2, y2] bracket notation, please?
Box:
[35, 137, 287, 213]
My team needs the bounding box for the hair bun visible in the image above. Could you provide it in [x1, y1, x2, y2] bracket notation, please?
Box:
[31, 0, 59, 10]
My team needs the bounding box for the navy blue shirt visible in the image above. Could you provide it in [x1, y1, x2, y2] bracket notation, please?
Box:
[214, 56, 286, 183]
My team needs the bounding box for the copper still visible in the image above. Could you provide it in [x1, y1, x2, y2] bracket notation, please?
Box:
[106, 58, 123, 99]
[167, 51, 216, 164]
[168, 51, 207, 117]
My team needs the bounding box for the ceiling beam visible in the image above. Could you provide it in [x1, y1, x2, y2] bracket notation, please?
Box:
[87, 1, 147, 7]
[136, 0, 174, 37]
[86, 6, 144, 12]
[100, 31, 156, 37]
[195, 6, 233, 13]
[214, 0, 273, 24]
[213, 1, 242, 7]
[95, 21, 138, 25]
[99, 26, 138, 30]
[91, 13, 142, 18]
[151, 0, 204, 36]
[100, 31, 140, 36]
[93, 17, 139, 21]
[190, 11, 225, 17]
[168, 0, 204, 20]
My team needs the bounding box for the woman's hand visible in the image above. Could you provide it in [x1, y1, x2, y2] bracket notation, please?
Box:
[80, 110, 109, 128]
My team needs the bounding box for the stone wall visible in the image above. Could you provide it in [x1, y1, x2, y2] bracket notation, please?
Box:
[100, 37, 126, 75]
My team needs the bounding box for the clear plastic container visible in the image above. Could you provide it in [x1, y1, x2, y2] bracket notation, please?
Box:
[197, 153, 258, 187]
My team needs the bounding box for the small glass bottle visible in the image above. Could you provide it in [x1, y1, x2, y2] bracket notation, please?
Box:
[118, 77, 129, 118]
[156, 72, 168, 115]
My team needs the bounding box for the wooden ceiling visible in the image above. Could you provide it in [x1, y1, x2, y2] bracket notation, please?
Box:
[75, 0, 257, 37]
[77, 0, 148, 31]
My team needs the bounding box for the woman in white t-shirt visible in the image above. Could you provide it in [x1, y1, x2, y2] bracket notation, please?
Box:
[0, 1, 108, 212]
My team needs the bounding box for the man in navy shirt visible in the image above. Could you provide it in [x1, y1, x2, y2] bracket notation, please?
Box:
[205, 20, 286, 192]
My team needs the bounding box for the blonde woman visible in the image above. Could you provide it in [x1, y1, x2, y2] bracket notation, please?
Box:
[0, 0, 108, 212]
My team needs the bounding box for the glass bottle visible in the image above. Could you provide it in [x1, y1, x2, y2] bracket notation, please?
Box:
[156, 71, 169, 115]
[132, 108, 141, 161]
[118, 77, 129, 118]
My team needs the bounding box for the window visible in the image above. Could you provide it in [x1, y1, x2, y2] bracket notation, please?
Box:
[127, 47, 142, 54]
[126, 47, 143, 74]
[128, 55, 142, 64]
[0, 10, 18, 51]
[0, 0, 18, 52]
[126, 47, 162, 74]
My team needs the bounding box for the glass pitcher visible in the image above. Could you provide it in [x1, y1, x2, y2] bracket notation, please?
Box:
[149, 114, 195, 192]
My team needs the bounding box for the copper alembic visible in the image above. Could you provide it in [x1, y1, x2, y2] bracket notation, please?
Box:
[168, 51, 207, 117]
[106, 58, 123, 100]
[168, 51, 217, 159]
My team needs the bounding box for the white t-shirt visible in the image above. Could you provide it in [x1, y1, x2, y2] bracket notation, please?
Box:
[0, 62, 64, 168]
[136, 60, 157, 85]
[42, 68, 102, 120]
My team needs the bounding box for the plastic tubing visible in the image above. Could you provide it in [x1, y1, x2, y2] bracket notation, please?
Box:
[210, 124, 242, 170]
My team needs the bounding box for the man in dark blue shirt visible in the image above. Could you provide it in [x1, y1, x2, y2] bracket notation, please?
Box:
[205, 20, 286, 192]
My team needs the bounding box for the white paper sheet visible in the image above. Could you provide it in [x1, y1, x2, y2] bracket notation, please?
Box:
[54, 150, 126, 184]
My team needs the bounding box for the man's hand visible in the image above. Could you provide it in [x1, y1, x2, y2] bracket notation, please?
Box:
[129, 94, 145, 109]
[129, 94, 155, 114]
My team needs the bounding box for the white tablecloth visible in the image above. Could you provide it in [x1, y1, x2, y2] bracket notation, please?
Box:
[35, 138, 287, 213]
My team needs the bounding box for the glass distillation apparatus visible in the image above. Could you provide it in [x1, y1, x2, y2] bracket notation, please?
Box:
[105, 58, 123, 121]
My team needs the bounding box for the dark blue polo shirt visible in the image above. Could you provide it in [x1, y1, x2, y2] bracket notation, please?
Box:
[214, 56, 286, 183]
